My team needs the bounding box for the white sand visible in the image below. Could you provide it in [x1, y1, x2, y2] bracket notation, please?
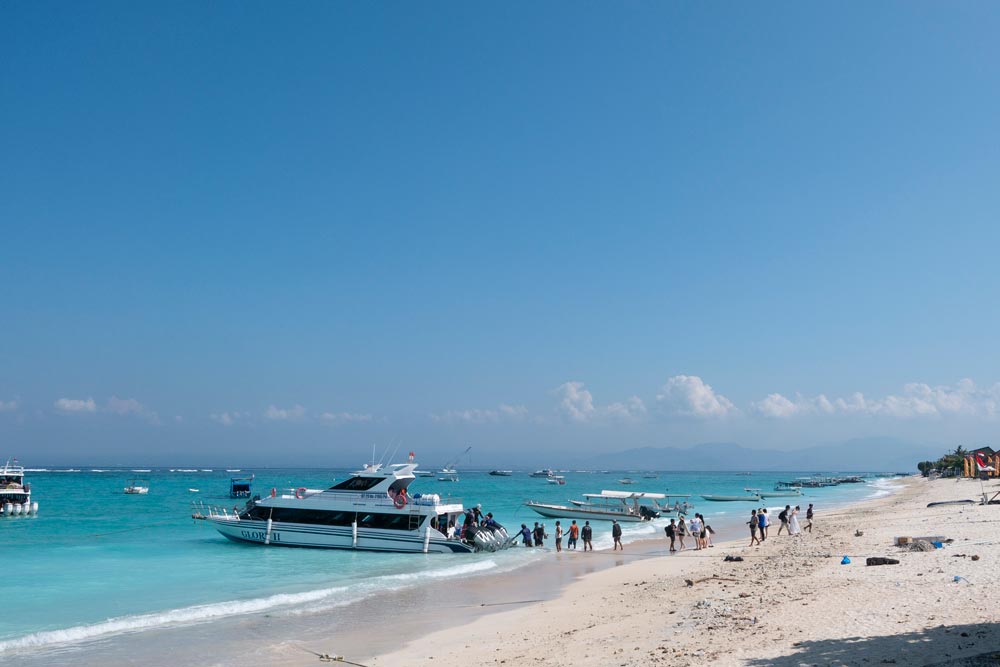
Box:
[365, 477, 1000, 667]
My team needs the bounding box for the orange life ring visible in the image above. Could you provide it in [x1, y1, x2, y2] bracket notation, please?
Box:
[295, 487, 307, 499]
[393, 494, 407, 509]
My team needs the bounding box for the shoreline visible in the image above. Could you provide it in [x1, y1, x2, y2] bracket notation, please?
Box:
[0, 477, 910, 666]
[280, 478, 908, 666]
[360, 475, 1000, 666]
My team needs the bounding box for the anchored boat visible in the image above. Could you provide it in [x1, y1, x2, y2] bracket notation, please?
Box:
[700, 489, 761, 502]
[229, 474, 255, 498]
[0, 459, 38, 517]
[192, 461, 513, 554]
[526, 490, 684, 522]
[124, 478, 150, 495]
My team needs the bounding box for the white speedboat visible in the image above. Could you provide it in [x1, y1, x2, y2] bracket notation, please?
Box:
[546, 475, 566, 485]
[617, 478, 635, 485]
[124, 478, 150, 494]
[526, 490, 669, 522]
[193, 461, 512, 554]
[530, 469, 555, 478]
[0, 459, 39, 517]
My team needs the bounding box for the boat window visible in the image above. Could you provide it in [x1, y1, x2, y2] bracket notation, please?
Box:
[329, 476, 383, 491]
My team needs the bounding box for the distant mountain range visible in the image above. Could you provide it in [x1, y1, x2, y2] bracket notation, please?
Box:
[576, 437, 941, 473]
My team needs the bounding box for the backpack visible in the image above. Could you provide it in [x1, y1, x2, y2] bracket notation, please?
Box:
[778, 510, 788, 522]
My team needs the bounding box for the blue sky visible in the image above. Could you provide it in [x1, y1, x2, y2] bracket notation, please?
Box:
[2, 3, 999, 465]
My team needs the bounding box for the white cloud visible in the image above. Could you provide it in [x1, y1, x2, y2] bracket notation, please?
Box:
[753, 379, 1000, 419]
[656, 375, 737, 418]
[431, 404, 528, 425]
[54, 397, 97, 414]
[605, 396, 647, 421]
[263, 404, 306, 421]
[319, 411, 373, 425]
[555, 381, 595, 422]
[0, 400, 18, 412]
[211, 411, 249, 426]
[105, 396, 159, 423]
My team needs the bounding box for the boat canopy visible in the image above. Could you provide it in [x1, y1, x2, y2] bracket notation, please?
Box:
[583, 490, 666, 500]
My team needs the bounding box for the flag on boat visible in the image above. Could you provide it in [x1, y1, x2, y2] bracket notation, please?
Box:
[975, 453, 995, 472]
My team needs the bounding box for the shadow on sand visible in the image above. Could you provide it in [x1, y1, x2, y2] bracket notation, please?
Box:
[744, 622, 1000, 667]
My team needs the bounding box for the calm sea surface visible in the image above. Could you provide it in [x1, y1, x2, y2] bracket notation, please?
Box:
[0, 467, 898, 660]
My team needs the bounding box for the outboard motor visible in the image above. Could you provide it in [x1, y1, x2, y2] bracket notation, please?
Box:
[638, 505, 659, 520]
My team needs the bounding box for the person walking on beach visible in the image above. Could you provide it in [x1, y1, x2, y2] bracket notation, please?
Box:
[697, 514, 709, 550]
[789, 506, 801, 536]
[612, 520, 623, 550]
[777, 505, 790, 536]
[805, 504, 814, 533]
[757, 508, 767, 542]
[689, 513, 703, 550]
[748, 510, 761, 546]
[568, 520, 579, 550]
[582, 520, 593, 551]
[676, 517, 687, 551]
[555, 521, 563, 552]
[665, 518, 677, 552]
[760, 508, 770, 539]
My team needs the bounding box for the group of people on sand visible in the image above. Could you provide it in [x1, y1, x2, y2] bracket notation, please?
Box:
[748, 504, 814, 546]
[663, 513, 714, 552]
[523, 518, 609, 551]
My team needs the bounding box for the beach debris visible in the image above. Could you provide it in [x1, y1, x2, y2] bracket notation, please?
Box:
[901, 540, 936, 552]
[866, 557, 900, 566]
[723, 555, 743, 562]
[841, 556, 851, 564]
[894, 535, 945, 546]
[685, 576, 740, 587]
[855, 530, 864, 537]
[972, 554, 980, 561]
[953, 576, 973, 585]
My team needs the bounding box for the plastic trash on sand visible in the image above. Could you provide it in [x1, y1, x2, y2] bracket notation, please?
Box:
[841, 556, 851, 565]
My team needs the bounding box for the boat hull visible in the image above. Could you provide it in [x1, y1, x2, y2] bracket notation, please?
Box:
[700, 495, 760, 502]
[525, 502, 646, 522]
[201, 517, 476, 554]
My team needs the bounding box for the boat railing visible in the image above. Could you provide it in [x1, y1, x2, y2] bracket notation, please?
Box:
[191, 500, 243, 520]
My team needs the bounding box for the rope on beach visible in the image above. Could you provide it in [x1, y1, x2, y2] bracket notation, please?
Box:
[460, 598, 547, 608]
[295, 645, 370, 666]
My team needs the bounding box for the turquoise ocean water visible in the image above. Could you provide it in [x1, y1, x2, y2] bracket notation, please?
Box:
[0, 467, 899, 661]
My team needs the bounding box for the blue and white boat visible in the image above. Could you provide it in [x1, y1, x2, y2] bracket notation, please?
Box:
[193, 461, 512, 554]
[0, 459, 39, 517]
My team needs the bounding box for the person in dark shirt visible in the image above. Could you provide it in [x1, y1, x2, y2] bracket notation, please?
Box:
[611, 520, 623, 550]
[581, 521, 593, 551]
[805, 503, 814, 533]
[520, 523, 532, 547]
[665, 518, 677, 552]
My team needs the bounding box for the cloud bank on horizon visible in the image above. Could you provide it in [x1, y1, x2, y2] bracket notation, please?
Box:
[11, 376, 999, 428]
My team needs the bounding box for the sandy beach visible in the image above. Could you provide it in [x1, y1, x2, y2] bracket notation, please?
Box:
[348, 476, 1000, 667]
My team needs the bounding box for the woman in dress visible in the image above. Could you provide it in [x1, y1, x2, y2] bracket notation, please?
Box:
[788, 505, 801, 536]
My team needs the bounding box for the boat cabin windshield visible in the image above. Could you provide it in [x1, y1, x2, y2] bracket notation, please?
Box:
[0, 475, 23, 488]
[329, 476, 383, 492]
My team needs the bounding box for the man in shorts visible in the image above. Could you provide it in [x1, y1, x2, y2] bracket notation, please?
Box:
[581, 520, 593, 551]
[554, 520, 563, 552]
[805, 504, 814, 533]
[567, 520, 579, 549]
[665, 518, 676, 552]
[777, 505, 790, 536]
[757, 508, 767, 541]
[612, 519, 623, 550]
